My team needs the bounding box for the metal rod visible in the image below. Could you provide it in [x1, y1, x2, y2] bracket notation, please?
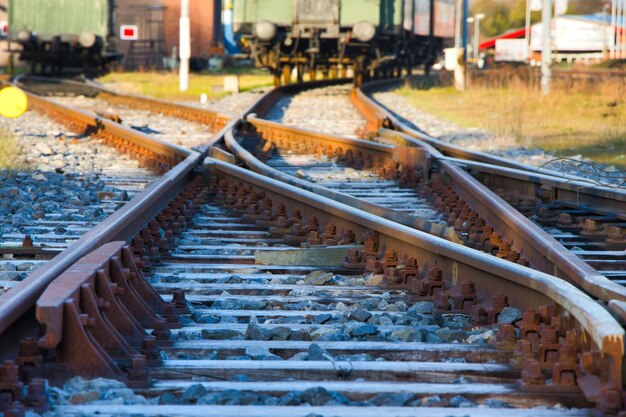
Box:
[618, 0, 623, 59]
[462, 0, 469, 61]
[617, 0, 626, 59]
[616, 0, 621, 59]
[474, 18, 479, 62]
[179, 0, 190, 92]
[602, 4, 608, 57]
[454, 0, 463, 48]
[611, 0, 617, 59]
[525, 0, 531, 52]
[541, 0, 552, 95]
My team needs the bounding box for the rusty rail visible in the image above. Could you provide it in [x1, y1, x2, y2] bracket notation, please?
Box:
[355, 79, 589, 181]
[1, 77, 625, 414]
[83, 80, 233, 133]
[26, 92, 189, 171]
[223, 82, 626, 307]
[13, 154, 623, 411]
[354, 80, 626, 307]
[224, 122, 460, 242]
[207, 158, 624, 411]
[0, 86, 201, 343]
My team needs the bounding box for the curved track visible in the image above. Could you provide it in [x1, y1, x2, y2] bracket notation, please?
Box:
[354, 79, 626, 317]
[0, 77, 623, 416]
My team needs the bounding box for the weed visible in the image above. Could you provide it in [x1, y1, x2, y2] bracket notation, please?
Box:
[0, 130, 28, 170]
[400, 73, 626, 167]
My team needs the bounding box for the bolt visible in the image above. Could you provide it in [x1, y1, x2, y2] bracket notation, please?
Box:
[521, 361, 545, 386]
[21, 235, 33, 248]
[172, 290, 189, 314]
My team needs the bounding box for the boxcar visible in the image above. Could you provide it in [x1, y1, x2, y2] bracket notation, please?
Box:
[7, 0, 118, 73]
[8, 0, 223, 73]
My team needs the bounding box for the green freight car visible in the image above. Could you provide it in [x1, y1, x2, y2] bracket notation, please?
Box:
[8, 0, 118, 73]
[234, 0, 455, 84]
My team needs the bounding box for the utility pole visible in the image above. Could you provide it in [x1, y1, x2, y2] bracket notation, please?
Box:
[610, 0, 616, 59]
[541, 0, 552, 95]
[179, 0, 190, 91]
[603, 3, 609, 58]
[454, 0, 463, 48]
[453, 0, 465, 91]
[525, 0, 532, 53]
[461, 0, 469, 89]
[462, 0, 469, 62]
[473, 13, 485, 63]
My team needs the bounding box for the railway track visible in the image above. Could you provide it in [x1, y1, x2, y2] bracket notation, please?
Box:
[222, 80, 626, 313]
[18, 159, 626, 416]
[0, 77, 624, 416]
[352, 80, 626, 312]
[15, 76, 234, 151]
[0, 80, 198, 353]
[1, 75, 236, 271]
[0, 85, 187, 297]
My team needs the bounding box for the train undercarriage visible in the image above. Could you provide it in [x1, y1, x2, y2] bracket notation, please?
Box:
[243, 30, 442, 86]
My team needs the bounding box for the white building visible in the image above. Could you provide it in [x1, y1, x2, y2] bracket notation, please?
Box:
[530, 14, 619, 62]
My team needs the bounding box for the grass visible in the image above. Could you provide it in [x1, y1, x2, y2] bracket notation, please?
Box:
[97, 68, 274, 101]
[399, 77, 626, 167]
[0, 130, 28, 170]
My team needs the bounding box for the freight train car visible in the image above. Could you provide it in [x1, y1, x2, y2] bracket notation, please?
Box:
[8, 0, 222, 74]
[234, 0, 455, 84]
[7, 0, 119, 74]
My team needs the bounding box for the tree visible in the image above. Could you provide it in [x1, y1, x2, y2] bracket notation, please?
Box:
[568, 0, 607, 14]
[470, 0, 526, 38]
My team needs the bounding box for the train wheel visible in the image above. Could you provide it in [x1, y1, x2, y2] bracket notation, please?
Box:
[354, 71, 363, 87]
[297, 65, 304, 82]
[282, 65, 291, 85]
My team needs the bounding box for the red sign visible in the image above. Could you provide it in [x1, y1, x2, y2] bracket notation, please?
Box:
[0, 21, 8, 37]
[120, 25, 138, 40]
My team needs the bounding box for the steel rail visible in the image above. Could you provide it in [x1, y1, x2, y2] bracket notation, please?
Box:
[0, 87, 201, 339]
[355, 79, 595, 183]
[222, 85, 626, 309]
[223, 124, 460, 243]
[1, 77, 623, 413]
[381, 129, 626, 302]
[207, 157, 624, 407]
[26, 92, 190, 163]
[16, 76, 233, 146]
[354, 80, 626, 308]
[0, 74, 283, 345]
[8, 148, 622, 412]
[446, 156, 626, 220]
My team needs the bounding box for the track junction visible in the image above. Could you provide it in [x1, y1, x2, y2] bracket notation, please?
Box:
[0, 75, 624, 416]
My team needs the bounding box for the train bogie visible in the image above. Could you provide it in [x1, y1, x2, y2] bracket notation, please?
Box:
[234, 0, 455, 84]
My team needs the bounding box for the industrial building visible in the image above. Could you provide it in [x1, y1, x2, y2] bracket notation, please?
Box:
[481, 14, 625, 64]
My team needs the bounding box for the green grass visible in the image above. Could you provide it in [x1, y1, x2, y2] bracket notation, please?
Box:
[399, 80, 626, 167]
[0, 131, 28, 170]
[97, 70, 274, 101]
